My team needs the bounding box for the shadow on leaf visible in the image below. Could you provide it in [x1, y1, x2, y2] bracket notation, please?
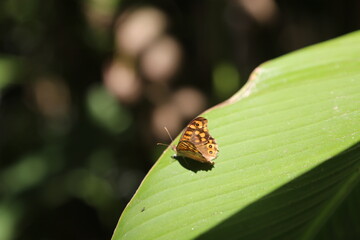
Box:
[173, 155, 214, 173]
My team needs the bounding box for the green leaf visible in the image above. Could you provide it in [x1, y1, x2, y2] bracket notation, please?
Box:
[112, 31, 360, 240]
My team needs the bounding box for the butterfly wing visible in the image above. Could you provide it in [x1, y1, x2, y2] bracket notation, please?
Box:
[195, 136, 218, 163]
[178, 117, 208, 142]
[176, 141, 209, 163]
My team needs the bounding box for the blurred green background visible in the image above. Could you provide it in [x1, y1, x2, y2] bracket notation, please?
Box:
[0, 0, 359, 239]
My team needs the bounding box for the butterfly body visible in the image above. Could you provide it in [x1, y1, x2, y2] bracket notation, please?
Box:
[174, 117, 219, 165]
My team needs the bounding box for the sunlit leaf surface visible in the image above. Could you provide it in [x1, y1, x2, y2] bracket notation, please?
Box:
[112, 31, 360, 240]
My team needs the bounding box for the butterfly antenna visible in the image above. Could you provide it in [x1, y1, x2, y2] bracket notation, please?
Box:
[157, 143, 169, 147]
[157, 127, 176, 151]
[164, 127, 174, 142]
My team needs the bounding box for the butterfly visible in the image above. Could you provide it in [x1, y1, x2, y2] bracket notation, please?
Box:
[172, 117, 219, 165]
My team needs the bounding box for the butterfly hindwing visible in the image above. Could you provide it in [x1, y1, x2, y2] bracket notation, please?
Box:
[176, 141, 208, 163]
[197, 137, 218, 159]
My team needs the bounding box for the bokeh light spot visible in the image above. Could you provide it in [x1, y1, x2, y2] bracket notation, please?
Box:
[140, 36, 182, 82]
[87, 85, 131, 134]
[2, 154, 48, 194]
[172, 87, 207, 119]
[103, 60, 142, 104]
[32, 77, 71, 120]
[83, 0, 120, 28]
[0, 202, 21, 240]
[238, 0, 278, 24]
[213, 62, 241, 100]
[115, 7, 167, 57]
[151, 103, 182, 140]
[0, 57, 21, 90]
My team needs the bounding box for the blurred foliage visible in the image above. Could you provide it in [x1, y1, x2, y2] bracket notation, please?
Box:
[0, 0, 360, 239]
[87, 85, 131, 134]
[0, 57, 22, 90]
[212, 61, 240, 100]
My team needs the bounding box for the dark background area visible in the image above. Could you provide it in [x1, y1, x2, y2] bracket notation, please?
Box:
[0, 0, 359, 239]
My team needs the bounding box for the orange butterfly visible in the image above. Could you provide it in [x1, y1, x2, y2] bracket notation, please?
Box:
[172, 117, 219, 165]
